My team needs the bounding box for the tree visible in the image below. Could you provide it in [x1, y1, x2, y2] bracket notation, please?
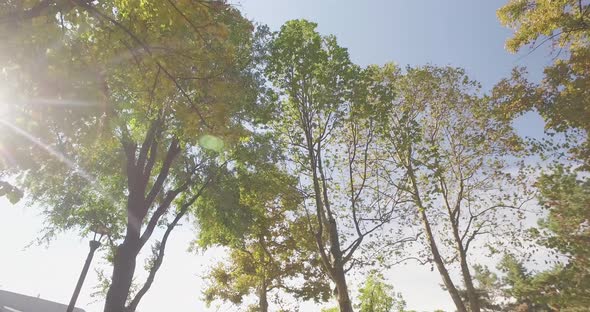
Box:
[495, 0, 590, 167]
[495, 2, 590, 310]
[199, 146, 331, 312]
[466, 252, 583, 312]
[458, 265, 504, 312]
[356, 272, 408, 312]
[0, 1, 266, 311]
[496, 254, 554, 312]
[371, 64, 530, 312]
[512, 166, 590, 311]
[266, 20, 410, 312]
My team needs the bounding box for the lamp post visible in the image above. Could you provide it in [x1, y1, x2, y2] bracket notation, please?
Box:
[67, 228, 106, 312]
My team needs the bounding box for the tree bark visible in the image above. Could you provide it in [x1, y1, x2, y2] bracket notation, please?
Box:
[126, 190, 202, 312]
[419, 210, 467, 312]
[103, 234, 140, 312]
[406, 161, 467, 312]
[445, 178, 481, 312]
[258, 279, 268, 312]
[67, 240, 101, 312]
[458, 246, 480, 312]
[444, 202, 481, 312]
[325, 217, 354, 312]
[303, 130, 354, 311]
[103, 135, 180, 312]
[333, 260, 354, 312]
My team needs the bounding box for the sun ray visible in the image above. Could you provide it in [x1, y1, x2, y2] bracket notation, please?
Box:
[0, 118, 143, 235]
[0, 118, 96, 183]
[28, 98, 101, 107]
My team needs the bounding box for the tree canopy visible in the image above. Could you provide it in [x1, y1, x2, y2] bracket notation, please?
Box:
[0, 1, 588, 312]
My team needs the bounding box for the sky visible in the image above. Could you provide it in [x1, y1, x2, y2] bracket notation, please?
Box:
[0, 1, 552, 312]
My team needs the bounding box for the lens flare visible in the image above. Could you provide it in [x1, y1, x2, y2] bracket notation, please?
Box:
[199, 134, 224, 152]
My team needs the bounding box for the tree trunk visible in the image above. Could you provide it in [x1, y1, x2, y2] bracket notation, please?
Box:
[459, 250, 480, 312]
[104, 235, 140, 312]
[102, 125, 180, 312]
[67, 240, 101, 312]
[447, 190, 480, 312]
[258, 280, 268, 312]
[419, 210, 467, 312]
[326, 217, 354, 312]
[303, 136, 354, 311]
[333, 262, 354, 312]
[406, 162, 467, 312]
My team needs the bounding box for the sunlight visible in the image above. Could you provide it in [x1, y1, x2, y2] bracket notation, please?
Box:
[0, 119, 96, 184]
[1, 2, 587, 312]
[0, 118, 128, 221]
[29, 98, 100, 107]
[0, 141, 15, 168]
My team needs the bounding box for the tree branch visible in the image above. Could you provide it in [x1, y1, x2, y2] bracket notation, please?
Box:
[71, 0, 210, 127]
[128, 184, 207, 311]
[144, 138, 181, 209]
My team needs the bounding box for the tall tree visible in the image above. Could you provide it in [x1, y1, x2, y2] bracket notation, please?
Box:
[496, 254, 553, 312]
[460, 171, 590, 311]
[371, 64, 530, 312]
[266, 20, 410, 312]
[516, 167, 590, 311]
[495, 2, 590, 310]
[0, 1, 266, 311]
[199, 141, 331, 311]
[496, 0, 590, 167]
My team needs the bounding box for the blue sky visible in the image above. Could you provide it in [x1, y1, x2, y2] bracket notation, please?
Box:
[237, 0, 550, 138]
[0, 1, 552, 312]
[237, 0, 549, 88]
